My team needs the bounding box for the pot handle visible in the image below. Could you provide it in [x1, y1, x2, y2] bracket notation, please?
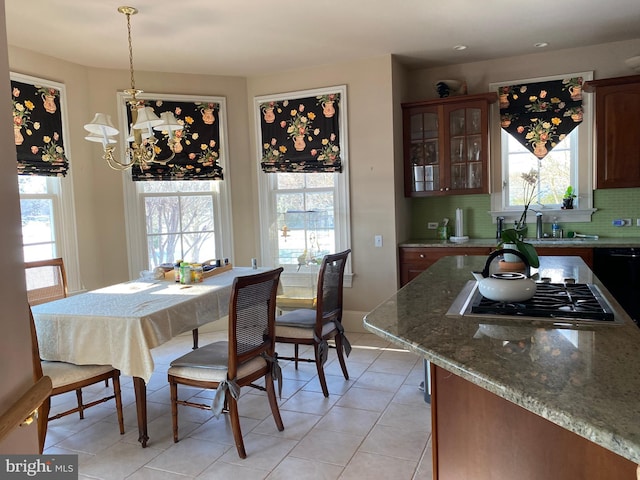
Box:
[480, 249, 531, 278]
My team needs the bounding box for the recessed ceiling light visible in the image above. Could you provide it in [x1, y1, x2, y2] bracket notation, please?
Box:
[453, 45, 467, 51]
[534, 42, 549, 48]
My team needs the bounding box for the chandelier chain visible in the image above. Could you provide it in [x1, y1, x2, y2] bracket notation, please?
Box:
[125, 11, 136, 97]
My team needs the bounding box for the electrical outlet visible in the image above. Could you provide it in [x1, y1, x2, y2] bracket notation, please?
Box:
[427, 222, 438, 229]
[374, 235, 383, 247]
[637, 218, 640, 227]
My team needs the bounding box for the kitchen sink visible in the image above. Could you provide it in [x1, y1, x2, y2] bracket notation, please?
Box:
[526, 237, 589, 243]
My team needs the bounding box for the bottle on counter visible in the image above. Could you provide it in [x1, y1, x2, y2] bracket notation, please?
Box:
[180, 262, 192, 284]
[552, 218, 562, 238]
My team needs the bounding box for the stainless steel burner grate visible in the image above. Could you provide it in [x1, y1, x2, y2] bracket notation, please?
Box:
[471, 283, 615, 321]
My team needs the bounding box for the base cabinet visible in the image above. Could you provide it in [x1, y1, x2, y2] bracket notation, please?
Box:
[431, 364, 636, 480]
[399, 247, 491, 286]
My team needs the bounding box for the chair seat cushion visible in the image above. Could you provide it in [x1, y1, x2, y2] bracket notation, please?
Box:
[170, 341, 229, 369]
[275, 309, 316, 327]
[168, 341, 267, 382]
[276, 321, 337, 340]
[42, 361, 115, 389]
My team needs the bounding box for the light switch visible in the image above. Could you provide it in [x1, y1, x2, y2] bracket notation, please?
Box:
[374, 235, 383, 247]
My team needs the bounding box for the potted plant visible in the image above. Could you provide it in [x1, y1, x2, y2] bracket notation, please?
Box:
[498, 228, 540, 269]
[562, 186, 576, 209]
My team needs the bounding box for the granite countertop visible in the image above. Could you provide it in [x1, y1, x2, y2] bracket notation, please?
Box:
[400, 237, 640, 248]
[363, 255, 640, 464]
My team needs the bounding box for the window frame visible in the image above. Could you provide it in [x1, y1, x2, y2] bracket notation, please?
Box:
[254, 85, 352, 286]
[12, 72, 81, 293]
[121, 93, 232, 278]
[489, 71, 595, 224]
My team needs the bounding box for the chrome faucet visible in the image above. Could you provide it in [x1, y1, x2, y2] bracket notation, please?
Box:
[536, 212, 543, 239]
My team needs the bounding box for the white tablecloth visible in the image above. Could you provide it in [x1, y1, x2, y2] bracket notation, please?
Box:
[32, 267, 263, 383]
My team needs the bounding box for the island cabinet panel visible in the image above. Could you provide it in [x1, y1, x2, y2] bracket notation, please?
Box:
[431, 364, 636, 480]
[399, 247, 492, 286]
[535, 247, 594, 268]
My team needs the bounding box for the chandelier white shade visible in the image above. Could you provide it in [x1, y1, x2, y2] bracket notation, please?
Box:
[83, 6, 182, 171]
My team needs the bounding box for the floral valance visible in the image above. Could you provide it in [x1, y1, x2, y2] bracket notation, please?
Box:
[11, 78, 69, 177]
[498, 77, 584, 159]
[128, 99, 223, 182]
[259, 92, 342, 173]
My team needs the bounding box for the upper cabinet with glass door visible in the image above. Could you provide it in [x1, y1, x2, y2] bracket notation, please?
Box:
[402, 92, 497, 197]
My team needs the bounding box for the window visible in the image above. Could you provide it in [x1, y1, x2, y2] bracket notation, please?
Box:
[19, 175, 81, 291]
[502, 129, 574, 208]
[255, 86, 351, 288]
[140, 181, 222, 266]
[123, 95, 232, 278]
[490, 72, 595, 223]
[13, 72, 80, 292]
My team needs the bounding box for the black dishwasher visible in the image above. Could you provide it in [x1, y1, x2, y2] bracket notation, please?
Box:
[593, 248, 640, 326]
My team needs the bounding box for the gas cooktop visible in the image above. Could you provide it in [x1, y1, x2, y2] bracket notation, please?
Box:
[448, 280, 625, 327]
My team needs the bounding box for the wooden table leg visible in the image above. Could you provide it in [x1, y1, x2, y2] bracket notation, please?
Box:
[133, 377, 148, 447]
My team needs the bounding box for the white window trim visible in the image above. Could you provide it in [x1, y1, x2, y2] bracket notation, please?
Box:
[12, 72, 82, 292]
[254, 85, 352, 287]
[489, 71, 595, 224]
[121, 93, 233, 279]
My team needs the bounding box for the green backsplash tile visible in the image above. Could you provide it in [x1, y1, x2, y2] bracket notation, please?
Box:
[410, 188, 640, 240]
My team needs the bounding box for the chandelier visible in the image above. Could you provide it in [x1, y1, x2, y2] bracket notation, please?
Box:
[83, 6, 183, 171]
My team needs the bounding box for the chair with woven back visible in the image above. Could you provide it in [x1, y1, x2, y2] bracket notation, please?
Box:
[28, 307, 125, 453]
[24, 258, 68, 306]
[168, 267, 285, 459]
[275, 249, 352, 397]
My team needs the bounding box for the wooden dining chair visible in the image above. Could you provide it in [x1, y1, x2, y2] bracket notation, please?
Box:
[29, 307, 125, 453]
[168, 267, 284, 459]
[275, 249, 352, 397]
[24, 258, 68, 306]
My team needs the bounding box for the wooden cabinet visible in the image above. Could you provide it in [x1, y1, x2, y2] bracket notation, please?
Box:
[400, 246, 594, 286]
[402, 92, 497, 197]
[399, 246, 492, 286]
[584, 75, 640, 189]
[431, 364, 636, 480]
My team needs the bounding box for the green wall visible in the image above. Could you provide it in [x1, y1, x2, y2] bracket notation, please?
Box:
[410, 188, 640, 240]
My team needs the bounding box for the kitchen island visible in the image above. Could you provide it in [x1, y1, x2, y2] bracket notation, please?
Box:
[364, 255, 640, 479]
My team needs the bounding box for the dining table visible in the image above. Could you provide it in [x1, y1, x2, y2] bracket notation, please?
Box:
[31, 266, 268, 447]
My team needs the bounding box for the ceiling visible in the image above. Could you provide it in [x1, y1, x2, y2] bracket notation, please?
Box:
[5, 1, 640, 77]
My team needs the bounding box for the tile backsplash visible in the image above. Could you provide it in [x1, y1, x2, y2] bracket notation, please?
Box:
[411, 188, 640, 240]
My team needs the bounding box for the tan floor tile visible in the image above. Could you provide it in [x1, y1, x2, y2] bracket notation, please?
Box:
[266, 456, 343, 480]
[197, 459, 269, 479]
[352, 370, 406, 392]
[252, 409, 322, 440]
[289, 428, 364, 466]
[80, 441, 163, 480]
[378, 402, 431, 433]
[280, 390, 338, 415]
[335, 386, 394, 413]
[216, 432, 298, 471]
[144, 436, 228, 476]
[340, 451, 417, 480]
[314, 405, 379, 436]
[359, 424, 428, 462]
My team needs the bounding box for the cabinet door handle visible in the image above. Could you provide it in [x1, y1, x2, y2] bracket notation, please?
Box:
[419, 254, 425, 258]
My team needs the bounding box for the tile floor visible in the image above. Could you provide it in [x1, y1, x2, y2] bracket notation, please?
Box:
[43, 331, 433, 479]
